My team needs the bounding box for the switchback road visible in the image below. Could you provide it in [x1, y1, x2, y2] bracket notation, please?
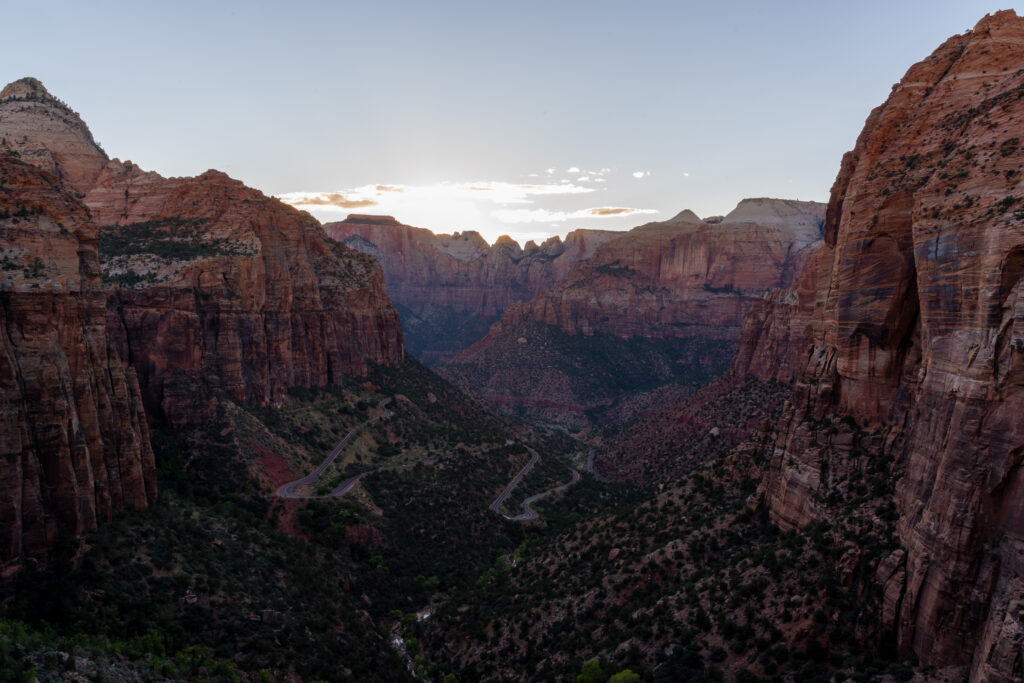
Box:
[275, 398, 392, 499]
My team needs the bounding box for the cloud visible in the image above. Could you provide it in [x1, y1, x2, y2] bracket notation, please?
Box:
[632, 171, 650, 179]
[279, 180, 594, 213]
[280, 192, 379, 209]
[587, 207, 643, 216]
[567, 166, 580, 173]
[493, 206, 658, 224]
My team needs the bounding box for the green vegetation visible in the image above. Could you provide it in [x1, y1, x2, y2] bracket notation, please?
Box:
[98, 218, 254, 261]
[418, 415, 919, 682]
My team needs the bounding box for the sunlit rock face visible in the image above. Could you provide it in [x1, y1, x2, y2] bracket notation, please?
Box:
[439, 199, 824, 428]
[0, 155, 155, 566]
[757, 11, 1024, 678]
[324, 215, 619, 364]
[1, 78, 405, 429]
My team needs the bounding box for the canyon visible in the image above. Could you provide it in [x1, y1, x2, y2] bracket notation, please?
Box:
[440, 199, 824, 430]
[1, 8, 1023, 682]
[324, 214, 618, 364]
[0, 78, 404, 564]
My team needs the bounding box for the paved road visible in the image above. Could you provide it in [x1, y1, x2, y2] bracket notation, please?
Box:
[275, 398, 392, 499]
[488, 448, 539, 513]
[503, 467, 581, 521]
[490, 446, 582, 521]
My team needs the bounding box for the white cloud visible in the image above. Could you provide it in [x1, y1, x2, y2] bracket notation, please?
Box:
[279, 180, 594, 214]
[493, 206, 658, 224]
[545, 168, 555, 174]
[632, 171, 650, 179]
[577, 176, 590, 182]
[567, 166, 580, 173]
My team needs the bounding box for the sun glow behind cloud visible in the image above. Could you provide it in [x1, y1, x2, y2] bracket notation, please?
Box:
[278, 171, 659, 244]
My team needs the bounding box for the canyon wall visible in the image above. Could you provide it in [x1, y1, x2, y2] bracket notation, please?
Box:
[756, 11, 1024, 679]
[324, 215, 618, 363]
[0, 155, 155, 567]
[594, 246, 821, 484]
[440, 200, 824, 429]
[1, 78, 404, 428]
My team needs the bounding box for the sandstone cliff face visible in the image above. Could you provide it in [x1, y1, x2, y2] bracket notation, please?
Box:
[100, 173, 405, 427]
[323, 215, 617, 363]
[490, 200, 824, 339]
[756, 11, 1024, 678]
[729, 246, 821, 384]
[0, 155, 155, 567]
[0, 79, 405, 429]
[440, 200, 824, 428]
[594, 246, 822, 484]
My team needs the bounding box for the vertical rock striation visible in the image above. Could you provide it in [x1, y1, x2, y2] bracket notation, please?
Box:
[757, 11, 1024, 678]
[0, 78, 405, 429]
[323, 215, 618, 363]
[440, 200, 824, 428]
[0, 155, 155, 567]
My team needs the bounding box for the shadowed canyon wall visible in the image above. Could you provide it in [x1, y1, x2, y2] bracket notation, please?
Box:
[756, 11, 1024, 679]
[324, 215, 618, 364]
[440, 200, 824, 429]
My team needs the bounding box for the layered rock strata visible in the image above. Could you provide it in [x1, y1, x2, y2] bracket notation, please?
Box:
[324, 215, 618, 363]
[0, 155, 155, 566]
[595, 247, 822, 483]
[441, 199, 824, 428]
[756, 11, 1024, 679]
[0, 78, 404, 428]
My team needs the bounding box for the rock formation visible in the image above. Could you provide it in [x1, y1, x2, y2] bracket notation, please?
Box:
[755, 11, 1024, 679]
[0, 78, 405, 428]
[595, 246, 822, 484]
[324, 215, 618, 363]
[0, 155, 155, 567]
[441, 199, 824, 429]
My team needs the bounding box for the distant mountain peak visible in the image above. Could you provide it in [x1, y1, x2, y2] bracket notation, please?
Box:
[0, 77, 52, 100]
[667, 209, 703, 224]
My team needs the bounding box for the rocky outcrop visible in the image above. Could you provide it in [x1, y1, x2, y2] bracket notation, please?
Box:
[441, 199, 824, 428]
[0, 79, 108, 196]
[756, 11, 1024, 678]
[100, 173, 405, 427]
[324, 215, 617, 363]
[729, 246, 821, 384]
[1, 79, 405, 428]
[594, 246, 822, 484]
[488, 200, 824, 339]
[0, 155, 155, 567]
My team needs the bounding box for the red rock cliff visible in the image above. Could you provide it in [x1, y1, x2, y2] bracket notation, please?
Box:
[325, 215, 617, 318]
[0, 155, 155, 567]
[757, 11, 1024, 679]
[439, 200, 823, 428]
[324, 215, 618, 363]
[100, 172, 405, 427]
[484, 200, 823, 340]
[0, 79, 405, 428]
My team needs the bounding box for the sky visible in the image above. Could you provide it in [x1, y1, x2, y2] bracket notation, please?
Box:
[5, 1, 1017, 245]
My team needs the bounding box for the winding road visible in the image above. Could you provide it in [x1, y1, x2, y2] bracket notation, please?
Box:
[489, 447, 581, 521]
[275, 398, 392, 499]
[503, 467, 581, 521]
[488, 448, 539, 514]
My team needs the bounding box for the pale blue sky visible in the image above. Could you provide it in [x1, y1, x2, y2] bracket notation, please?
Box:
[5, 1, 1015, 243]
